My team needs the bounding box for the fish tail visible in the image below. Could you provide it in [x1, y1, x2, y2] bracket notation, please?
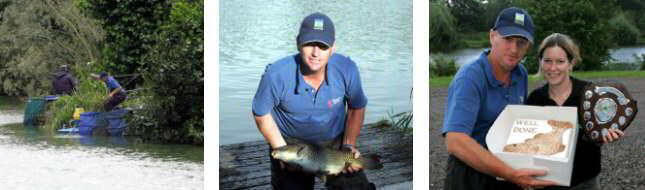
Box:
[359, 154, 383, 170]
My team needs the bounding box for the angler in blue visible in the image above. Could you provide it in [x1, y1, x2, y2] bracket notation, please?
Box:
[253, 53, 366, 143]
[252, 12, 375, 189]
[441, 7, 558, 190]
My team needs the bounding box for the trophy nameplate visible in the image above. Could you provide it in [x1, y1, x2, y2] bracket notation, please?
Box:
[579, 82, 638, 142]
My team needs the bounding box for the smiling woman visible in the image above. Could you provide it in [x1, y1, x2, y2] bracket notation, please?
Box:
[525, 33, 626, 189]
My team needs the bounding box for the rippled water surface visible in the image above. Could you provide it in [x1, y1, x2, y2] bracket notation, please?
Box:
[220, 0, 413, 145]
[0, 97, 203, 190]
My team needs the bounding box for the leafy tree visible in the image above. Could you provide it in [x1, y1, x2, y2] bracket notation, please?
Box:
[430, 1, 458, 52]
[608, 13, 641, 46]
[448, 0, 487, 32]
[614, 0, 645, 32]
[0, 0, 103, 96]
[128, 0, 203, 144]
[518, 0, 617, 73]
[81, 0, 172, 75]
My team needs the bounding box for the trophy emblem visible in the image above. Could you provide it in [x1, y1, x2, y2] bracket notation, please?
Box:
[579, 82, 638, 142]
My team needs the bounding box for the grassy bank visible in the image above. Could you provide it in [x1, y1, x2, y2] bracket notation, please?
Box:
[431, 70, 645, 88]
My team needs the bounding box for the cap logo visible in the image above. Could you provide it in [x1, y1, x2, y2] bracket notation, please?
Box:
[313, 19, 324, 30]
[514, 13, 525, 25]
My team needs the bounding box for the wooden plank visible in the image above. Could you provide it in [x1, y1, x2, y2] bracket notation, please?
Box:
[220, 125, 412, 189]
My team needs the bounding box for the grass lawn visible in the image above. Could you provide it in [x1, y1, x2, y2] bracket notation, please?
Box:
[431, 70, 645, 88]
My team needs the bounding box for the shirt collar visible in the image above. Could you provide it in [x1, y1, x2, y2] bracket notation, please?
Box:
[294, 54, 330, 94]
[482, 50, 523, 88]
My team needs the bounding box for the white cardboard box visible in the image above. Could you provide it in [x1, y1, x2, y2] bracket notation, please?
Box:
[485, 105, 578, 186]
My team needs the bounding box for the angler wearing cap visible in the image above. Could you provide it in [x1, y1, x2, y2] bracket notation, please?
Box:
[92, 71, 127, 111]
[252, 12, 375, 189]
[441, 7, 557, 189]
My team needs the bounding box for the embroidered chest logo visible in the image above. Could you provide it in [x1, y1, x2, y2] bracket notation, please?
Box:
[328, 97, 342, 108]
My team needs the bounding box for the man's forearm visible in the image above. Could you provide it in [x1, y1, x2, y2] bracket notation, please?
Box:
[344, 107, 365, 147]
[254, 113, 287, 148]
[445, 132, 514, 179]
[109, 88, 121, 97]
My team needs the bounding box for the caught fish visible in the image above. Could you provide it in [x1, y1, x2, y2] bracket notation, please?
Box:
[271, 143, 383, 176]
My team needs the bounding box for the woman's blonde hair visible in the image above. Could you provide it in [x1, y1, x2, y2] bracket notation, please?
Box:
[534, 33, 581, 78]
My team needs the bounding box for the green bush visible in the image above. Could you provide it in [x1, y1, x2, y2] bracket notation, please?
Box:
[128, 0, 203, 145]
[636, 54, 645, 70]
[47, 77, 106, 130]
[608, 13, 641, 46]
[430, 54, 458, 77]
[601, 62, 640, 71]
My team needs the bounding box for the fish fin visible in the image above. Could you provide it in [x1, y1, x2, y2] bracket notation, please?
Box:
[296, 146, 305, 157]
[344, 162, 352, 170]
[359, 154, 384, 170]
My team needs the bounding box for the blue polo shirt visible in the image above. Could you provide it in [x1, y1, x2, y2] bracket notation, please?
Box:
[252, 53, 368, 143]
[442, 50, 528, 146]
[105, 76, 126, 96]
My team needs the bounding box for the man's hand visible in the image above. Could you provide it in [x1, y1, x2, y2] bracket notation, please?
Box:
[506, 169, 557, 189]
[340, 144, 362, 174]
[602, 128, 625, 144]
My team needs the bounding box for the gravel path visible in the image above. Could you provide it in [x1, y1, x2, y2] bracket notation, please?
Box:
[430, 78, 645, 190]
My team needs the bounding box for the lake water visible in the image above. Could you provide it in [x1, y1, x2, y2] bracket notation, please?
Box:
[432, 46, 645, 67]
[219, 0, 413, 145]
[0, 97, 203, 190]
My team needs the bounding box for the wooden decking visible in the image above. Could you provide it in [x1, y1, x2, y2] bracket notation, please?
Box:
[219, 124, 412, 190]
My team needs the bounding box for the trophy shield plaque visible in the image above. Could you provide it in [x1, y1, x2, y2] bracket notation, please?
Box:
[579, 82, 638, 142]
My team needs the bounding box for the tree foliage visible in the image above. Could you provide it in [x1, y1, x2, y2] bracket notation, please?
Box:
[430, 1, 458, 52]
[608, 13, 641, 46]
[129, 0, 203, 144]
[0, 0, 103, 96]
[81, 0, 172, 75]
[614, 0, 645, 32]
[448, 0, 487, 32]
[79, 0, 203, 144]
[518, 0, 617, 73]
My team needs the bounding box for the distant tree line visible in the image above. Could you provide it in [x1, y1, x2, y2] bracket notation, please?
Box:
[430, 0, 645, 72]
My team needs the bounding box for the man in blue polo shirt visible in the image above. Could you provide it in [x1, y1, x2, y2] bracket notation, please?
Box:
[442, 7, 556, 190]
[252, 12, 375, 190]
[93, 71, 126, 111]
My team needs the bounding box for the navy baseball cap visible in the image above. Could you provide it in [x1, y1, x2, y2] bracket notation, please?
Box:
[493, 7, 535, 44]
[297, 12, 335, 47]
[99, 71, 108, 78]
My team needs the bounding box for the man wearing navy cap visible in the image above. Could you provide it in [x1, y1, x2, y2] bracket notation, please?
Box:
[252, 12, 374, 189]
[442, 7, 556, 190]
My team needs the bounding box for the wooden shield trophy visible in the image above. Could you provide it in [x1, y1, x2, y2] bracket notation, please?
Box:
[579, 82, 638, 142]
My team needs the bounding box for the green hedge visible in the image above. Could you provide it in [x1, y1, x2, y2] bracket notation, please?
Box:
[430, 54, 458, 77]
